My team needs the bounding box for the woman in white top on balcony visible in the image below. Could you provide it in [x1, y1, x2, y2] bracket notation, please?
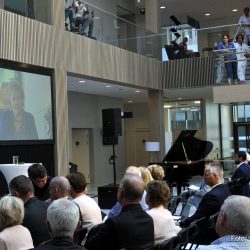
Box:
[234, 33, 250, 84]
[146, 180, 181, 245]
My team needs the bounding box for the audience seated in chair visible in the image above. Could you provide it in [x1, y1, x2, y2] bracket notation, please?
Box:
[180, 161, 231, 227]
[48, 176, 71, 202]
[107, 166, 148, 218]
[9, 175, 50, 246]
[32, 198, 87, 249]
[197, 195, 250, 250]
[85, 173, 154, 250]
[28, 163, 52, 201]
[147, 164, 165, 181]
[66, 172, 102, 243]
[231, 151, 250, 196]
[0, 196, 34, 249]
[146, 180, 181, 244]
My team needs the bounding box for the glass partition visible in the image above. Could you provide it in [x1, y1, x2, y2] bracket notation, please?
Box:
[64, 0, 160, 59]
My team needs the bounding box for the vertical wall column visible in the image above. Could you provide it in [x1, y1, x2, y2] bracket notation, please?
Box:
[51, 0, 65, 29]
[145, 0, 161, 59]
[145, 0, 160, 34]
[0, 0, 4, 9]
[148, 90, 165, 160]
[53, 69, 69, 176]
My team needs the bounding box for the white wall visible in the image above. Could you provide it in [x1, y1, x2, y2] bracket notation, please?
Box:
[68, 91, 125, 186]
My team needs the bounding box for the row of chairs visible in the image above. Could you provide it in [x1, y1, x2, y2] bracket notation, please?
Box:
[148, 212, 219, 250]
[168, 190, 196, 216]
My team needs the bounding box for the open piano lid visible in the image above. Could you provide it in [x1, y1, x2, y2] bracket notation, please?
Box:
[162, 130, 213, 163]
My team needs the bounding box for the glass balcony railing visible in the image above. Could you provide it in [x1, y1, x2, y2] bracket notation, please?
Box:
[65, 1, 160, 59]
[213, 47, 250, 85]
[4, 0, 51, 25]
[161, 23, 243, 61]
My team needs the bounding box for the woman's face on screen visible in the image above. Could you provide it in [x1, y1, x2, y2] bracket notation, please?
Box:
[11, 90, 24, 113]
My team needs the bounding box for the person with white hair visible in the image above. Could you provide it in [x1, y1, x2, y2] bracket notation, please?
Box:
[0, 195, 34, 249]
[107, 166, 148, 218]
[33, 198, 87, 249]
[197, 195, 250, 249]
[180, 161, 231, 227]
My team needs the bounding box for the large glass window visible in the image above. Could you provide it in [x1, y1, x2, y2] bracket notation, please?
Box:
[233, 104, 250, 122]
[164, 100, 202, 131]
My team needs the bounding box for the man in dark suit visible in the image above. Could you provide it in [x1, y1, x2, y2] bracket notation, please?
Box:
[33, 198, 87, 250]
[85, 173, 154, 250]
[9, 175, 50, 246]
[180, 161, 231, 227]
[231, 151, 250, 196]
[28, 163, 52, 201]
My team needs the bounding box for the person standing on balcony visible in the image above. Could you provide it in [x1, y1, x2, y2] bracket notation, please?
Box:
[234, 34, 249, 84]
[217, 35, 237, 85]
[239, 7, 250, 46]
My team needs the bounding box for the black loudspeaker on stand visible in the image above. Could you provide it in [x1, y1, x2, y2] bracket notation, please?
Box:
[102, 108, 122, 186]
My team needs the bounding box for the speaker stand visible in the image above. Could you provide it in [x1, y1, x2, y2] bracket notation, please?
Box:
[108, 137, 117, 186]
[112, 139, 116, 186]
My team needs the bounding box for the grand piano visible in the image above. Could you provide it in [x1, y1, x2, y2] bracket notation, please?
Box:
[161, 130, 213, 195]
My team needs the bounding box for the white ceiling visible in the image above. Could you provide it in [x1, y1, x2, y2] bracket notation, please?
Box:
[67, 75, 148, 103]
[67, 75, 213, 103]
[137, 0, 250, 28]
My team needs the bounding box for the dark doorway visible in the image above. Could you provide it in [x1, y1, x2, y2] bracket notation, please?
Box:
[233, 122, 250, 153]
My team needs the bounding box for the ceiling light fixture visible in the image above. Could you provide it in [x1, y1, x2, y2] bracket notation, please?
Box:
[135, 90, 141, 93]
[79, 80, 85, 83]
[194, 100, 201, 104]
[177, 97, 182, 100]
[205, 13, 211, 16]
[164, 105, 172, 108]
[128, 100, 133, 103]
[160, 6, 166, 9]
[106, 85, 111, 88]
[232, 9, 238, 12]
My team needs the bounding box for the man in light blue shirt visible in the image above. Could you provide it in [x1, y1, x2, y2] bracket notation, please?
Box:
[197, 195, 250, 250]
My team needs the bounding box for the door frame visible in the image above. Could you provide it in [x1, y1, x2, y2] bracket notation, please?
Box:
[233, 122, 250, 153]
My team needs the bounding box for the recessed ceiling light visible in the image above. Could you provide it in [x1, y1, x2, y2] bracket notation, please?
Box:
[232, 9, 238, 12]
[79, 80, 85, 83]
[106, 85, 111, 88]
[160, 6, 166, 9]
[128, 100, 133, 103]
[177, 97, 182, 100]
[205, 13, 211, 16]
[194, 100, 201, 104]
[135, 90, 141, 93]
[164, 105, 172, 108]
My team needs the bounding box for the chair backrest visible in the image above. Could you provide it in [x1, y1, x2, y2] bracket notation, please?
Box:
[159, 235, 180, 250]
[168, 195, 182, 215]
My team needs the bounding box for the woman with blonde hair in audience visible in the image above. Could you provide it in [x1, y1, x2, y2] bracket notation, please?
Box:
[147, 164, 165, 180]
[139, 166, 153, 188]
[146, 180, 181, 244]
[0, 195, 34, 249]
